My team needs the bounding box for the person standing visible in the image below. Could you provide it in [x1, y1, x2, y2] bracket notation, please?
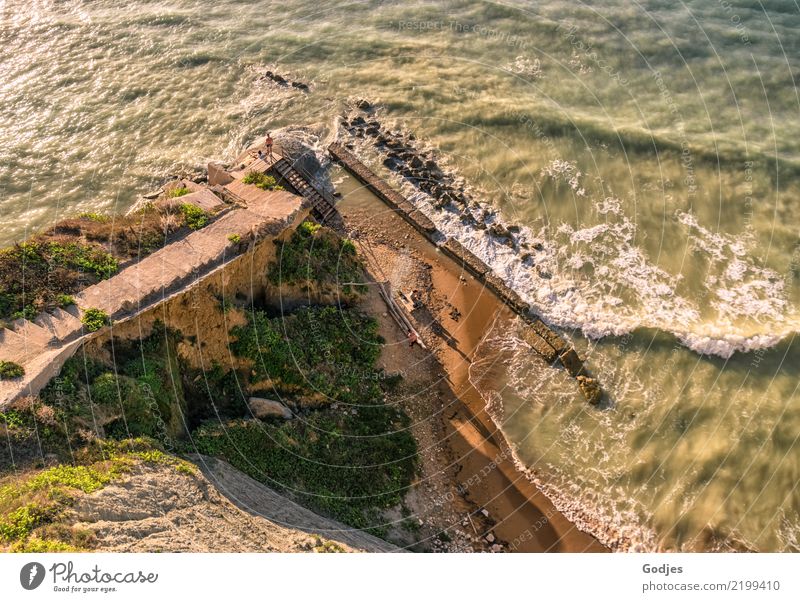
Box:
[265, 132, 274, 159]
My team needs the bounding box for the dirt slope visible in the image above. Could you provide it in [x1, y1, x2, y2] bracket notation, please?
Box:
[72, 456, 397, 553]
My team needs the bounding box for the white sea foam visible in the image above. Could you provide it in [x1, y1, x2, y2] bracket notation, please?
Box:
[467, 319, 661, 551]
[360, 137, 798, 359]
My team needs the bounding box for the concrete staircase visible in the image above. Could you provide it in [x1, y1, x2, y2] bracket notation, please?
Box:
[0, 189, 308, 407]
[271, 158, 338, 223]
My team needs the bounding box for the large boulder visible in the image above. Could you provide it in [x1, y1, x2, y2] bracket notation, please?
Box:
[558, 347, 584, 376]
[577, 375, 602, 405]
[248, 397, 293, 421]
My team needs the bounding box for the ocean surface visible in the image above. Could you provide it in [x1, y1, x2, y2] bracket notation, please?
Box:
[2, 0, 799, 550]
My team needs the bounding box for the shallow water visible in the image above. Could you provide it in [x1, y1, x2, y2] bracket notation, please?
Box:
[2, 0, 799, 550]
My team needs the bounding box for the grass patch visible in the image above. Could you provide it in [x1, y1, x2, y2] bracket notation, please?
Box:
[0, 361, 25, 380]
[268, 221, 368, 294]
[166, 186, 190, 199]
[231, 306, 383, 404]
[81, 308, 110, 332]
[242, 171, 284, 191]
[179, 204, 209, 230]
[0, 240, 119, 321]
[227, 233, 241, 244]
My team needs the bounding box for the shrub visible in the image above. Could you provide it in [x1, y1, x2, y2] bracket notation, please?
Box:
[166, 186, 190, 199]
[56, 294, 75, 308]
[179, 204, 209, 230]
[242, 171, 284, 191]
[81, 308, 110, 332]
[0, 361, 25, 380]
[227, 234, 241, 244]
[12, 305, 37, 320]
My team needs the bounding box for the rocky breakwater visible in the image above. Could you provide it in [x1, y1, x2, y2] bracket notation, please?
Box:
[328, 130, 603, 406]
[338, 107, 527, 252]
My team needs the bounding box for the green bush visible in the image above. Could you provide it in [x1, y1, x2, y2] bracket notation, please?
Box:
[227, 234, 241, 244]
[81, 308, 110, 332]
[231, 306, 383, 404]
[242, 171, 284, 191]
[0, 361, 25, 380]
[179, 204, 209, 230]
[56, 294, 75, 308]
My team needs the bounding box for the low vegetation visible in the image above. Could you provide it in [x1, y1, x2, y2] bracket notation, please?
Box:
[38, 327, 184, 444]
[231, 306, 382, 404]
[166, 186, 190, 199]
[0, 217, 416, 542]
[0, 240, 119, 322]
[80, 308, 110, 332]
[0, 437, 193, 551]
[242, 171, 284, 191]
[0, 200, 219, 323]
[179, 203, 209, 230]
[192, 306, 416, 532]
[0, 361, 25, 380]
[268, 221, 367, 294]
[56, 294, 75, 308]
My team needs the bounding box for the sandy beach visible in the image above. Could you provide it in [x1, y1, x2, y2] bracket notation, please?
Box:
[336, 172, 606, 552]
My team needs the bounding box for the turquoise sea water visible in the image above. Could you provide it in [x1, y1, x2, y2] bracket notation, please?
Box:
[1, 0, 799, 550]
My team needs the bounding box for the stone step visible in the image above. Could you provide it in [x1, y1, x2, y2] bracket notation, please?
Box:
[33, 312, 60, 339]
[62, 304, 81, 320]
[76, 276, 143, 318]
[11, 318, 55, 346]
[0, 327, 39, 364]
[38, 309, 84, 342]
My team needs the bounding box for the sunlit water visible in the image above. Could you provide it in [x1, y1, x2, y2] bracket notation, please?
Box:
[1, 0, 799, 550]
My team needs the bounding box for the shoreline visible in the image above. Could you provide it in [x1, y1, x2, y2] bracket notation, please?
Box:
[337, 172, 606, 552]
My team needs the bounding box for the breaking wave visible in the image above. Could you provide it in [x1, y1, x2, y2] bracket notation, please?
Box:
[372, 148, 798, 359]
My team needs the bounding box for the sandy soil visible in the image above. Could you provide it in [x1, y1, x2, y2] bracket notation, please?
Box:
[337, 173, 606, 552]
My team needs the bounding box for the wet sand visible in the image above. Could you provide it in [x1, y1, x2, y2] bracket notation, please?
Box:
[336, 172, 606, 552]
